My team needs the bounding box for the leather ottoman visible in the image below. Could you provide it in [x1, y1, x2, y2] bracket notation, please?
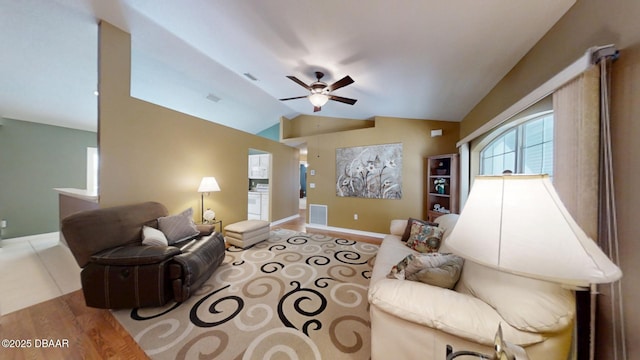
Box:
[224, 220, 270, 248]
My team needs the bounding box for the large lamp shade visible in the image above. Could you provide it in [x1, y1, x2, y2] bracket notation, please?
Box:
[446, 175, 621, 287]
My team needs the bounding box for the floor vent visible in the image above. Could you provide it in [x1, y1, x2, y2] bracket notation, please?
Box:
[309, 204, 328, 226]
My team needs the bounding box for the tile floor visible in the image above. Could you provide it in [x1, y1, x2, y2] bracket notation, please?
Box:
[0, 232, 81, 315]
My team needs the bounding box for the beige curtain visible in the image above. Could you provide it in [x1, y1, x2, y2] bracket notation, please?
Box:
[553, 63, 626, 360]
[552, 65, 600, 360]
[553, 65, 601, 238]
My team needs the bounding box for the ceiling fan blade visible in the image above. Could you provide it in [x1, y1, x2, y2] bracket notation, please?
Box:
[279, 95, 308, 101]
[329, 95, 357, 105]
[328, 75, 354, 91]
[287, 76, 311, 90]
[313, 106, 321, 112]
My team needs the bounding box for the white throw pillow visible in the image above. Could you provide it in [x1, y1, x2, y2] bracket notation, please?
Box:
[142, 225, 168, 246]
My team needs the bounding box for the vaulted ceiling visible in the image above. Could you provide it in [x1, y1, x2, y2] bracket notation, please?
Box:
[0, 0, 575, 134]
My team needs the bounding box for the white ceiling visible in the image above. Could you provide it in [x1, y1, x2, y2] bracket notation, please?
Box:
[0, 0, 575, 134]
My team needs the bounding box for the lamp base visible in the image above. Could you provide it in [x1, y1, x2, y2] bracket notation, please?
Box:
[446, 345, 491, 359]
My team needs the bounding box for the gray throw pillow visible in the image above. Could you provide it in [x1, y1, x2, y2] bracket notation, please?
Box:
[388, 253, 464, 289]
[158, 208, 199, 244]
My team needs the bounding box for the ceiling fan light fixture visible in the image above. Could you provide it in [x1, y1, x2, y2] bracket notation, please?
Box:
[309, 93, 329, 107]
[280, 71, 356, 111]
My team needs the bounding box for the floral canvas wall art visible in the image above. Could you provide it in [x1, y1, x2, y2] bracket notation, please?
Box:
[336, 143, 402, 199]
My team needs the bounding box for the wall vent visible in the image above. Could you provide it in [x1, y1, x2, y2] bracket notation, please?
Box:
[309, 204, 328, 226]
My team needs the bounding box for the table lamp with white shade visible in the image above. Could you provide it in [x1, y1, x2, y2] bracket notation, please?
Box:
[198, 177, 220, 223]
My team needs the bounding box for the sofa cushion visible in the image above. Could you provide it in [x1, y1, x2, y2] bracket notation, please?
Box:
[142, 225, 169, 246]
[371, 234, 414, 286]
[158, 208, 200, 244]
[388, 253, 464, 289]
[406, 222, 444, 253]
[368, 278, 545, 346]
[457, 261, 575, 333]
[433, 213, 459, 252]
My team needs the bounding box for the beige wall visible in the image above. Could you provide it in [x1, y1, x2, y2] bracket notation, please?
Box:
[282, 114, 375, 138]
[286, 115, 459, 234]
[97, 21, 299, 225]
[460, 0, 640, 356]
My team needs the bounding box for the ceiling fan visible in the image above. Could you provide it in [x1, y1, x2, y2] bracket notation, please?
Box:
[279, 71, 357, 112]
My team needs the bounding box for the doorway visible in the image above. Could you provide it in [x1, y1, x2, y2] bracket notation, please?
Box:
[298, 145, 308, 210]
[248, 149, 271, 221]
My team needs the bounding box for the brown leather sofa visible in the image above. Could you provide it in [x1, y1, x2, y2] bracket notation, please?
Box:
[61, 201, 225, 309]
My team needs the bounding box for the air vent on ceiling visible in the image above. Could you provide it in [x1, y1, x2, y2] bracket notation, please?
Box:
[206, 93, 221, 102]
[309, 204, 328, 226]
[243, 72, 258, 81]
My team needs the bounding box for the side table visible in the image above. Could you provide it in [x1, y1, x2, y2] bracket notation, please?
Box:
[206, 219, 223, 233]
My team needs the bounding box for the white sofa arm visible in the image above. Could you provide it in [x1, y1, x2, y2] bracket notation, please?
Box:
[368, 278, 544, 347]
[389, 219, 408, 236]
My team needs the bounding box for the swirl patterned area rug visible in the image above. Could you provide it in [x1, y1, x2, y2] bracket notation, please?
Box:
[111, 228, 379, 359]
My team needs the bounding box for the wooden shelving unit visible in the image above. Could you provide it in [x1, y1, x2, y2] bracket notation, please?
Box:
[426, 154, 459, 222]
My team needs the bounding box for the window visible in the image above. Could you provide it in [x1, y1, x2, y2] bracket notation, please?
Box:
[480, 114, 553, 175]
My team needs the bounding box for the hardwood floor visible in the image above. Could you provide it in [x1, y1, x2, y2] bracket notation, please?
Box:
[0, 210, 380, 359]
[0, 290, 147, 360]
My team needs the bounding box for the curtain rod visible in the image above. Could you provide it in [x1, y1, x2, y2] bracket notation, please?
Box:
[592, 44, 619, 63]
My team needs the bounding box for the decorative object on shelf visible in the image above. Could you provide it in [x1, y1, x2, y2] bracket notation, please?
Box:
[446, 174, 622, 359]
[433, 204, 450, 213]
[434, 178, 446, 194]
[336, 143, 403, 199]
[435, 161, 448, 175]
[203, 209, 216, 223]
[198, 177, 221, 223]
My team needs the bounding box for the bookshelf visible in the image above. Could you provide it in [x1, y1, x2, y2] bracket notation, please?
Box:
[426, 153, 459, 222]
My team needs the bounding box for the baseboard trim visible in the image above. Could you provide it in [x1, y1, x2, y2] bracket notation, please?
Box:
[2, 231, 60, 242]
[305, 223, 386, 239]
[271, 214, 300, 226]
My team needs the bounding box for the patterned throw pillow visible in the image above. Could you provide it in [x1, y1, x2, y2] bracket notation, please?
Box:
[400, 218, 438, 242]
[387, 253, 464, 289]
[158, 208, 200, 244]
[405, 221, 444, 253]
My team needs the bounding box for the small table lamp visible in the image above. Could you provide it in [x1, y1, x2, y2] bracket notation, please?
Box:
[198, 177, 220, 223]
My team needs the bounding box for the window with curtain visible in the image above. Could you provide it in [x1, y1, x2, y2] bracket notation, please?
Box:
[479, 113, 554, 175]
